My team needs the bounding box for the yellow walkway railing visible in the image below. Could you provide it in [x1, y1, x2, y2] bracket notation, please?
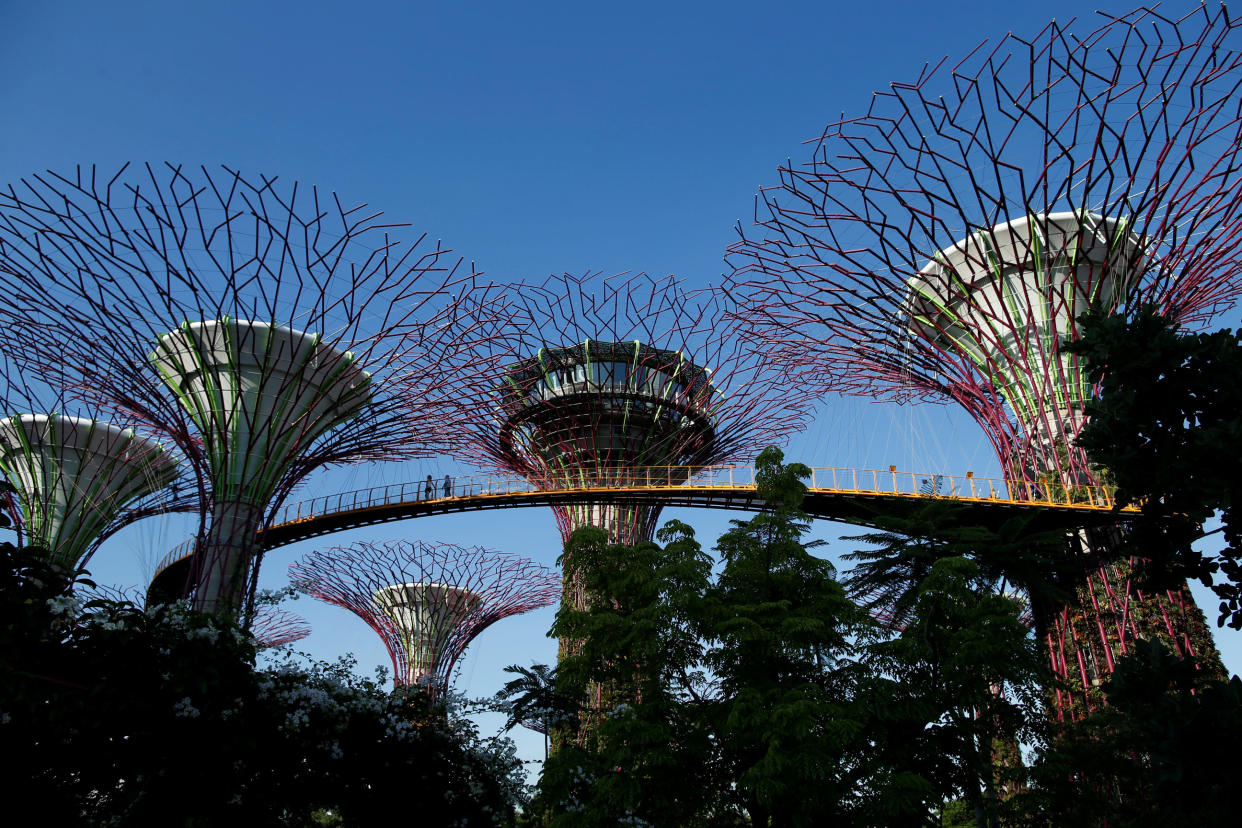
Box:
[269, 464, 1122, 528]
[148, 464, 1130, 590]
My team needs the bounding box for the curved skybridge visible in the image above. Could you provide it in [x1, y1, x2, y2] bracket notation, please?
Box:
[147, 465, 1134, 601]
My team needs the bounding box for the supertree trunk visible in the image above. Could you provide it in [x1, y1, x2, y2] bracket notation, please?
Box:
[1042, 528, 1222, 720]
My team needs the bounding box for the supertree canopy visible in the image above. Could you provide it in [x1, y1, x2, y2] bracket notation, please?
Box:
[726, 6, 1237, 719]
[0, 414, 178, 569]
[0, 356, 186, 570]
[0, 163, 499, 617]
[249, 606, 312, 649]
[433, 271, 812, 548]
[904, 212, 1144, 479]
[288, 540, 560, 695]
[419, 271, 811, 744]
[496, 338, 717, 543]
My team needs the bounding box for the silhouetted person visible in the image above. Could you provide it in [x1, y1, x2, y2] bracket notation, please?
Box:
[443, 474, 452, 498]
[425, 474, 434, 499]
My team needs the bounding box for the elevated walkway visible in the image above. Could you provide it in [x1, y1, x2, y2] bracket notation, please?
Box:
[147, 465, 1133, 602]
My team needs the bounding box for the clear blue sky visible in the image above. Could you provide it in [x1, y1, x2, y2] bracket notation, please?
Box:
[4, 0, 1237, 774]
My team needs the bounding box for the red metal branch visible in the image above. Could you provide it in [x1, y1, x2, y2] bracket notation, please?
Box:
[412, 270, 816, 546]
[0, 164, 502, 615]
[288, 540, 560, 696]
[250, 606, 312, 648]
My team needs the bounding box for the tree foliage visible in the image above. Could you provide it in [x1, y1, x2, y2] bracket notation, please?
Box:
[534, 520, 716, 826]
[844, 504, 1069, 632]
[519, 448, 1057, 827]
[0, 540, 525, 826]
[858, 556, 1044, 828]
[1019, 639, 1242, 827]
[702, 448, 866, 826]
[1069, 307, 1242, 627]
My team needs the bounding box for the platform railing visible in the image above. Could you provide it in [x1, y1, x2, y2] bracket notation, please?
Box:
[267, 464, 1120, 529]
[150, 465, 1122, 583]
[150, 538, 198, 588]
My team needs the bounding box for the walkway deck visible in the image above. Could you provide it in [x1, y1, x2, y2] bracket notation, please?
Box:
[146, 465, 1133, 602]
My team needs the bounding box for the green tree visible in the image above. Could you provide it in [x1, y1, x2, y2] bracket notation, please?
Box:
[1021, 639, 1242, 827]
[525, 448, 1064, 826]
[496, 663, 573, 760]
[858, 557, 1044, 828]
[841, 507, 1059, 827]
[939, 799, 978, 828]
[529, 448, 867, 827]
[702, 446, 868, 826]
[1068, 307, 1242, 627]
[534, 522, 716, 826]
[843, 503, 1070, 632]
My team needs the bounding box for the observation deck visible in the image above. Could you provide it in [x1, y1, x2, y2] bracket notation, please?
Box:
[146, 464, 1135, 602]
[495, 339, 720, 545]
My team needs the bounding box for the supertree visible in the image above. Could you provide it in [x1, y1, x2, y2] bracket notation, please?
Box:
[0, 163, 502, 618]
[428, 270, 812, 554]
[248, 606, 312, 649]
[0, 353, 187, 571]
[417, 270, 812, 744]
[288, 540, 560, 697]
[725, 5, 1239, 720]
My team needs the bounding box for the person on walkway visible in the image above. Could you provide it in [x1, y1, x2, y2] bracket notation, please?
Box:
[425, 474, 434, 500]
[443, 474, 453, 498]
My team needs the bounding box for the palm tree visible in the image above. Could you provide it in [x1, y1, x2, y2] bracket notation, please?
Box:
[495, 663, 573, 760]
[843, 502, 1065, 631]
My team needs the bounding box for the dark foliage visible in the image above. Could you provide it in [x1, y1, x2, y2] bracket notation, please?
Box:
[1019, 639, 1242, 827]
[702, 448, 868, 826]
[534, 521, 717, 826]
[0, 540, 524, 826]
[843, 503, 1070, 631]
[1068, 308, 1242, 627]
[518, 448, 1055, 827]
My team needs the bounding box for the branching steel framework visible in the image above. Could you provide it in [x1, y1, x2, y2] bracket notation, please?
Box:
[417, 270, 813, 745]
[288, 540, 559, 696]
[249, 606, 312, 649]
[0, 163, 503, 617]
[428, 271, 814, 549]
[0, 353, 191, 570]
[726, 6, 1237, 720]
